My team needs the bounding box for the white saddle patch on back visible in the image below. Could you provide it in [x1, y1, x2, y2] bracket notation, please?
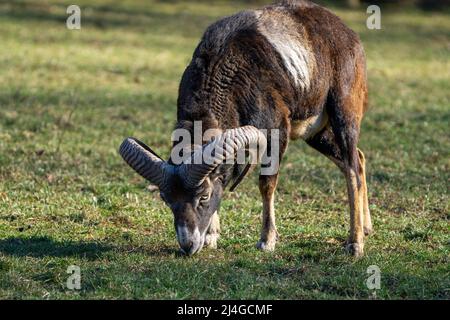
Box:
[256, 8, 314, 90]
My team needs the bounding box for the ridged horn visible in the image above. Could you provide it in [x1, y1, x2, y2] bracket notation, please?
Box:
[119, 137, 169, 187]
[180, 126, 267, 188]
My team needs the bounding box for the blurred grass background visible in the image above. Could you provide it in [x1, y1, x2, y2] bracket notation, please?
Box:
[0, 0, 449, 299]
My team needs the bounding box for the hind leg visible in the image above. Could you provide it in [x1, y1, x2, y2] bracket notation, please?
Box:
[357, 149, 373, 236]
[307, 47, 369, 256]
[307, 124, 365, 257]
[344, 154, 365, 257]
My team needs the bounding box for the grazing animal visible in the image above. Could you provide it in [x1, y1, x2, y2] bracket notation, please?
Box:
[119, 0, 372, 257]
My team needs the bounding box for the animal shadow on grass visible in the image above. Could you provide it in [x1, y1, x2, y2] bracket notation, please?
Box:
[0, 236, 181, 260]
[258, 236, 352, 275]
[0, 236, 112, 260]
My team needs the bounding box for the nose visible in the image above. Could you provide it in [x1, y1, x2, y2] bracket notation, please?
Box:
[176, 224, 202, 255]
[180, 241, 194, 255]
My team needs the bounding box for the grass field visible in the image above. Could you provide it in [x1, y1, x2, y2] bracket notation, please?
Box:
[0, 0, 449, 299]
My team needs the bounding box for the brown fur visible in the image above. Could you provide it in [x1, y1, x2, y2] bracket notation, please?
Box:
[173, 0, 372, 255]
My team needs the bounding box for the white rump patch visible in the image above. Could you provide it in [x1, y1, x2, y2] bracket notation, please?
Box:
[256, 9, 314, 90]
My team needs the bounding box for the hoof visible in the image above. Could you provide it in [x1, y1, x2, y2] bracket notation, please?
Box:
[364, 226, 373, 236]
[345, 242, 364, 257]
[256, 239, 276, 252]
[204, 233, 219, 249]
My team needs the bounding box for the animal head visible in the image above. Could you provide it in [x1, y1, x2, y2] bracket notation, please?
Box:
[119, 126, 266, 255]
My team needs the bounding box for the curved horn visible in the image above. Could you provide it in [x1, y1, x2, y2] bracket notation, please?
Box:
[119, 137, 169, 187]
[181, 126, 267, 188]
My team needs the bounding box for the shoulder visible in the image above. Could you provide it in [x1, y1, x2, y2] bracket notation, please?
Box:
[198, 10, 260, 55]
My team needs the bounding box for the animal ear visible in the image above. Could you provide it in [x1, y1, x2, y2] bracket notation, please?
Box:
[181, 126, 267, 189]
[228, 145, 261, 191]
[228, 162, 253, 192]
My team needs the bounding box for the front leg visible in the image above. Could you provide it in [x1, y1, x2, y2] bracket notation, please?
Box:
[256, 174, 279, 251]
[204, 211, 220, 249]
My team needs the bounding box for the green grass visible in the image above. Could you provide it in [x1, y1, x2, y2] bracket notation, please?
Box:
[0, 0, 449, 299]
